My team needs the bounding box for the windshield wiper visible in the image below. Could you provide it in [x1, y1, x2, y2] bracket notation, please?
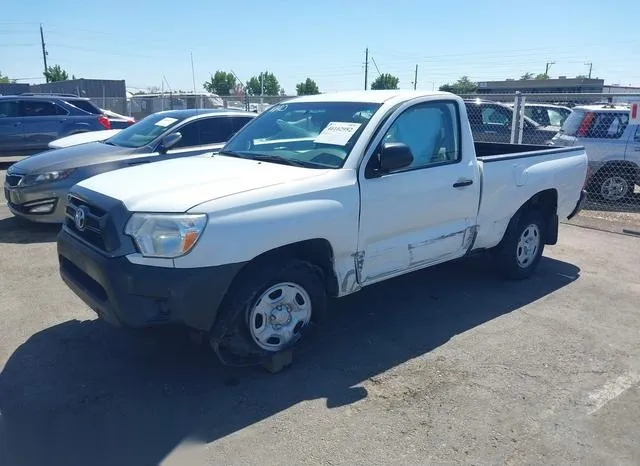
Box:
[217, 149, 250, 159]
[248, 154, 314, 168]
[218, 150, 317, 168]
[102, 140, 117, 146]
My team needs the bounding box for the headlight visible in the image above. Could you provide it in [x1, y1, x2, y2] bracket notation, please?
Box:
[124, 213, 207, 258]
[21, 169, 75, 186]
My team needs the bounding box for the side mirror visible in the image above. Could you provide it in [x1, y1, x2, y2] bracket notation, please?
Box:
[378, 142, 414, 173]
[158, 132, 182, 153]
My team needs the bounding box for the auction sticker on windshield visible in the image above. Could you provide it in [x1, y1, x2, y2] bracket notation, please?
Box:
[155, 117, 178, 127]
[314, 122, 362, 146]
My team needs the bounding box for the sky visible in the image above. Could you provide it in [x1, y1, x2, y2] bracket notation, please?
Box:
[1, 0, 639, 95]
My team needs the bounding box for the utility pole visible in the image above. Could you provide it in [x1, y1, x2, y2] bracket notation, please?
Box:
[413, 64, 418, 90]
[190, 52, 196, 94]
[544, 61, 555, 76]
[585, 62, 593, 79]
[40, 24, 49, 82]
[364, 48, 369, 90]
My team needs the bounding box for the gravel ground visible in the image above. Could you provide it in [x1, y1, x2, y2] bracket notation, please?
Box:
[1, 164, 639, 466]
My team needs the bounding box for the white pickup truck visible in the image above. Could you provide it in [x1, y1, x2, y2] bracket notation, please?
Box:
[57, 90, 588, 369]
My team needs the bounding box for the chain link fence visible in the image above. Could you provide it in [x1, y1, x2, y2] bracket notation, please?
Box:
[460, 92, 640, 231]
[89, 94, 293, 120]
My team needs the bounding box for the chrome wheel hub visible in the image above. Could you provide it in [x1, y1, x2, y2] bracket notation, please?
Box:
[516, 224, 540, 268]
[601, 176, 628, 201]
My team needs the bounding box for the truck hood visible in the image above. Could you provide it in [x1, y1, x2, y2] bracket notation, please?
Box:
[77, 154, 330, 212]
[9, 142, 137, 173]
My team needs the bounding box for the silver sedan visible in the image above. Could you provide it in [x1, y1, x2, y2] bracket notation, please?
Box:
[3, 108, 255, 223]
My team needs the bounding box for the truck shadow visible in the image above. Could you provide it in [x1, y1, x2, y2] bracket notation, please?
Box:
[0, 255, 580, 466]
[0, 216, 61, 244]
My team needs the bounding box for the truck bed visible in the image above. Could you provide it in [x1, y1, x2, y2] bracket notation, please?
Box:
[472, 141, 588, 252]
[475, 141, 584, 162]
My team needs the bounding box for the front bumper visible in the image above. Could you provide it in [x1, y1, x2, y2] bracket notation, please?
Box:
[57, 227, 246, 331]
[567, 189, 587, 220]
[4, 183, 69, 223]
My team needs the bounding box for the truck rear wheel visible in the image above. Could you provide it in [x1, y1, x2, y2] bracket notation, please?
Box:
[494, 209, 546, 280]
[209, 258, 326, 370]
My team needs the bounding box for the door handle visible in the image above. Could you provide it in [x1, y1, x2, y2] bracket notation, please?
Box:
[453, 179, 474, 188]
[14, 121, 22, 126]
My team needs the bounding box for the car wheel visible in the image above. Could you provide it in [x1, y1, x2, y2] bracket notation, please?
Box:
[210, 258, 326, 371]
[494, 209, 546, 280]
[591, 171, 635, 203]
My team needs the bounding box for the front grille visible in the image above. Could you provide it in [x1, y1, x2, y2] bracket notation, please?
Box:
[5, 174, 23, 187]
[65, 195, 119, 252]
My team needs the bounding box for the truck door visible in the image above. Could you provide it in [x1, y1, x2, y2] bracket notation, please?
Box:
[0, 99, 24, 155]
[357, 99, 480, 285]
[20, 99, 69, 151]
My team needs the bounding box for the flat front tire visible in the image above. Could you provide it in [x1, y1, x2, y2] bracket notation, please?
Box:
[210, 258, 326, 368]
[495, 209, 546, 280]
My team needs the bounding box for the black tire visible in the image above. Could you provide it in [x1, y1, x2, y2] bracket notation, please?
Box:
[494, 209, 546, 280]
[209, 258, 326, 368]
[588, 169, 636, 203]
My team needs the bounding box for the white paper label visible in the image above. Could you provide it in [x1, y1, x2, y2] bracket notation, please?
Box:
[314, 122, 362, 146]
[154, 117, 178, 127]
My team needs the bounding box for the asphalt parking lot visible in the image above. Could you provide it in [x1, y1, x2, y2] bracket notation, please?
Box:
[1, 164, 639, 466]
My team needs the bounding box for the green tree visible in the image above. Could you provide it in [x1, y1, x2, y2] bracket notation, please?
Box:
[535, 73, 549, 80]
[520, 72, 534, 80]
[439, 76, 477, 95]
[44, 64, 69, 82]
[371, 73, 399, 90]
[0, 71, 10, 83]
[245, 71, 280, 96]
[296, 78, 320, 95]
[203, 70, 237, 95]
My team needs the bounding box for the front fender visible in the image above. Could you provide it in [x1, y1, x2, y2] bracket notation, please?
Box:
[174, 193, 360, 291]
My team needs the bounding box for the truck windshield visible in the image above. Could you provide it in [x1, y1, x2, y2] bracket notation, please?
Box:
[220, 101, 382, 168]
[105, 113, 185, 148]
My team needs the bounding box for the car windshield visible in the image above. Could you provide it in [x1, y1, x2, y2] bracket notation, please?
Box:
[105, 113, 185, 148]
[220, 101, 382, 169]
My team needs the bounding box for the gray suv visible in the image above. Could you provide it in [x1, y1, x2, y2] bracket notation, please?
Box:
[0, 94, 111, 156]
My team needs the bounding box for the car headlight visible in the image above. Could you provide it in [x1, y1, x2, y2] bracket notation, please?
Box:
[21, 169, 75, 186]
[124, 213, 207, 258]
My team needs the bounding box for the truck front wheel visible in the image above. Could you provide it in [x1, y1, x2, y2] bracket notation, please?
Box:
[210, 258, 326, 370]
[494, 209, 546, 280]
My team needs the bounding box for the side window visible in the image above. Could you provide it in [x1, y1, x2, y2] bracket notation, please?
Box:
[381, 101, 460, 171]
[0, 100, 20, 118]
[547, 109, 565, 127]
[21, 100, 67, 117]
[171, 121, 201, 148]
[481, 105, 511, 125]
[198, 117, 233, 144]
[588, 112, 629, 139]
[230, 117, 254, 134]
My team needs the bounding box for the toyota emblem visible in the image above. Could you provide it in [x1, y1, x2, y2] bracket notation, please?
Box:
[74, 207, 87, 231]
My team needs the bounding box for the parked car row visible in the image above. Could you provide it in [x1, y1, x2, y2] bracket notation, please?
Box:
[465, 97, 639, 203]
[4, 108, 256, 222]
